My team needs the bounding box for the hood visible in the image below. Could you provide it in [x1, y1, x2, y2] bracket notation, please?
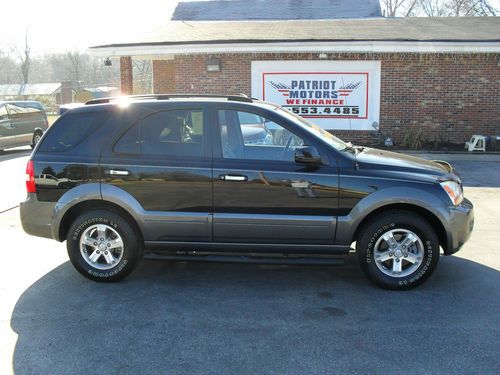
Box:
[355, 148, 454, 178]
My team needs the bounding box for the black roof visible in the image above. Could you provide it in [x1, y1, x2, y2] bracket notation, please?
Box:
[172, 0, 382, 21]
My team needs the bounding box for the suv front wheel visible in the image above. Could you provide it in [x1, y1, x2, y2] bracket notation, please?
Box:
[67, 210, 143, 282]
[356, 210, 440, 290]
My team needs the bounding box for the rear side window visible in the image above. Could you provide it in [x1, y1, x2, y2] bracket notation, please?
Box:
[39, 111, 110, 152]
[114, 109, 204, 158]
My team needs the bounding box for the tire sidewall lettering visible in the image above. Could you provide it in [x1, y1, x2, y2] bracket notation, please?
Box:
[366, 222, 396, 264]
[404, 240, 434, 285]
[72, 217, 113, 241]
[87, 259, 128, 278]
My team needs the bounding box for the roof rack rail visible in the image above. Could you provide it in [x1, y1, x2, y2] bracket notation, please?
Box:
[85, 94, 254, 105]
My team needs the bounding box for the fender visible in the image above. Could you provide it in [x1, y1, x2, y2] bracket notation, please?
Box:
[51, 183, 145, 241]
[51, 183, 102, 240]
[100, 183, 147, 234]
[335, 185, 451, 245]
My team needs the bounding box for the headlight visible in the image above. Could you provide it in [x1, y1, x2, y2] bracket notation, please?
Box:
[440, 180, 463, 206]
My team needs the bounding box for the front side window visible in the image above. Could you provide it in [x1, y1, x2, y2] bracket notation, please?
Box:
[218, 109, 304, 162]
[114, 109, 204, 158]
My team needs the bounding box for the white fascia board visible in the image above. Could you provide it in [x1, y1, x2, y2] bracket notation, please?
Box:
[89, 40, 500, 57]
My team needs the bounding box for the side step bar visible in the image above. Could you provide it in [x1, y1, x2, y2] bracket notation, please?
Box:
[144, 252, 346, 266]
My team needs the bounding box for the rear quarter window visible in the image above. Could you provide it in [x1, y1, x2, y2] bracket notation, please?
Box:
[38, 111, 110, 152]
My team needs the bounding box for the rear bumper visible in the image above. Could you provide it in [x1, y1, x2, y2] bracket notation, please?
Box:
[20, 193, 56, 240]
[444, 197, 474, 255]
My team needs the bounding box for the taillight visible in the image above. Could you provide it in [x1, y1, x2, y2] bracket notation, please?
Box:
[26, 160, 36, 193]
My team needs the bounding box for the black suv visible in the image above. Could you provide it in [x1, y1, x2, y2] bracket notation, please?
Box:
[20, 95, 474, 289]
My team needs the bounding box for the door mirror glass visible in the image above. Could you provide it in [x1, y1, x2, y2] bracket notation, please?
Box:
[294, 146, 322, 165]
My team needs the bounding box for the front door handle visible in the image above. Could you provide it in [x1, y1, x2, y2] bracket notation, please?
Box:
[218, 174, 248, 182]
[105, 169, 130, 176]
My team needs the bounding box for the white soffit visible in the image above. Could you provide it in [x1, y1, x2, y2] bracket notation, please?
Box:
[90, 41, 500, 58]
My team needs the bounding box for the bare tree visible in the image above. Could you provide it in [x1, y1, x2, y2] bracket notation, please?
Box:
[15, 30, 31, 84]
[419, 0, 496, 16]
[459, 0, 497, 15]
[66, 51, 83, 90]
[419, 0, 450, 16]
[381, 0, 497, 16]
[132, 60, 153, 94]
[0, 51, 17, 84]
[381, 0, 420, 16]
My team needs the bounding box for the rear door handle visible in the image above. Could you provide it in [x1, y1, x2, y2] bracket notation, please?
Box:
[105, 169, 130, 176]
[218, 174, 248, 182]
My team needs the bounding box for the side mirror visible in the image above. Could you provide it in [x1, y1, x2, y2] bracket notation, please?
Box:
[294, 146, 322, 165]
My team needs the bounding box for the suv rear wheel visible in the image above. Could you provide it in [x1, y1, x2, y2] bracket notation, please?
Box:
[356, 210, 440, 290]
[67, 210, 143, 282]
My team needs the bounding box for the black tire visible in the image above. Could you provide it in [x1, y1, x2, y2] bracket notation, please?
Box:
[356, 210, 440, 290]
[67, 210, 143, 282]
[31, 130, 43, 149]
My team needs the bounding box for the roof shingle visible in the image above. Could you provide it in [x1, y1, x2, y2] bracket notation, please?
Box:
[172, 0, 382, 21]
[91, 17, 500, 49]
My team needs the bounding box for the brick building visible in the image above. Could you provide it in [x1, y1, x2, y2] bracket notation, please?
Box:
[90, 0, 500, 145]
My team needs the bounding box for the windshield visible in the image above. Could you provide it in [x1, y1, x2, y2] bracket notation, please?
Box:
[277, 107, 350, 152]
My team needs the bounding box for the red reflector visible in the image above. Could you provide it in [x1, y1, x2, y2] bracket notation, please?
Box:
[26, 160, 36, 193]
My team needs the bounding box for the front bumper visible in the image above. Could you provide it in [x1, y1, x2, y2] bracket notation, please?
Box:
[20, 193, 56, 240]
[444, 197, 474, 255]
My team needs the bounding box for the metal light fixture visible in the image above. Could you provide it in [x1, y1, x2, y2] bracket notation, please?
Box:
[104, 57, 112, 66]
[206, 58, 221, 72]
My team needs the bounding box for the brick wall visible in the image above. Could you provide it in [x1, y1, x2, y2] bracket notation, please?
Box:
[120, 57, 133, 95]
[152, 60, 176, 94]
[149, 52, 500, 145]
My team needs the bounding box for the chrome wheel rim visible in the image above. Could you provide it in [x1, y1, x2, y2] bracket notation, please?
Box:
[34, 134, 41, 144]
[79, 224, 124, 270]
[373, 228, 424, 278]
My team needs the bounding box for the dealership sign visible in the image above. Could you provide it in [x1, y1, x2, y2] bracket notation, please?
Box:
[251, 61, 381, 130]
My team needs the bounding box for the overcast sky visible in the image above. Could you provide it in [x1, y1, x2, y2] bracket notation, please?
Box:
[1, 0, 499, 56]
[0, 0, 179, 55]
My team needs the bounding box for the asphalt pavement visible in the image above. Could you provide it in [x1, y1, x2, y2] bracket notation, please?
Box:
[0, 148, 498, 375]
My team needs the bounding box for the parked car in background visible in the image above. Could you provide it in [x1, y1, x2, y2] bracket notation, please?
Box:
[0, 101, 48, 151]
